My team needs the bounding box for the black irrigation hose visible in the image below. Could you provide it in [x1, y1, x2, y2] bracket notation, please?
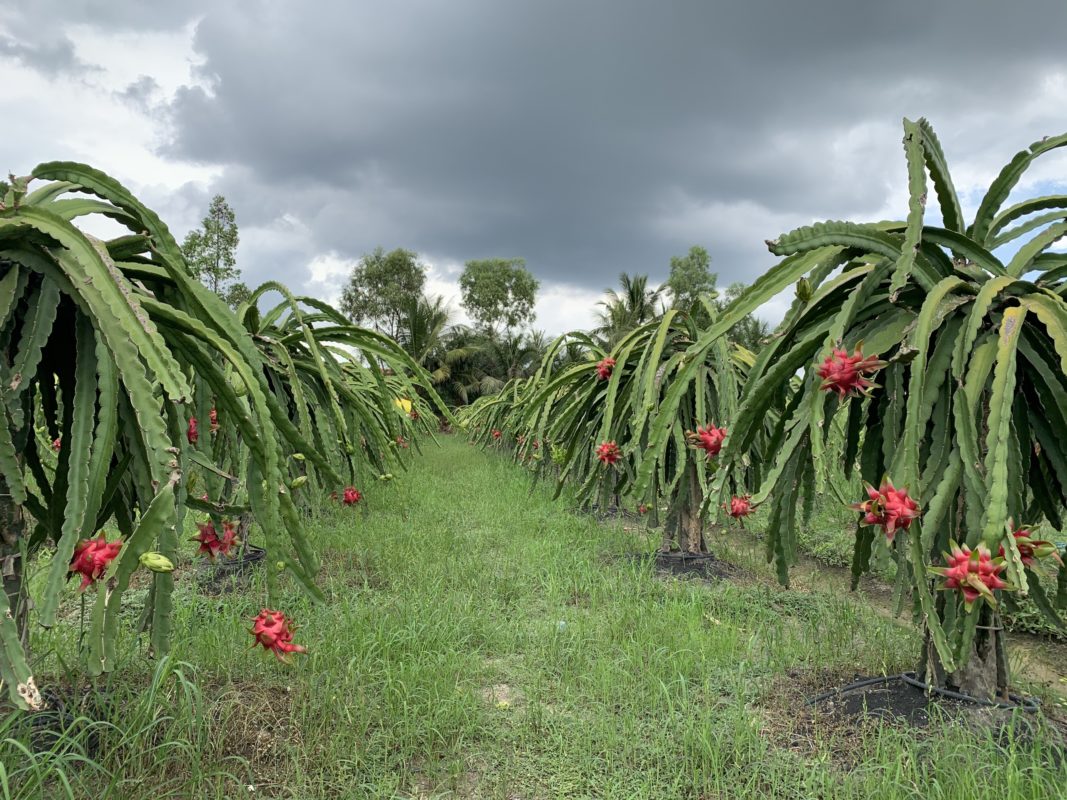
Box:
[805, 672, 1040, 712]
[899, 672, 1040, 712]
[655, 551, 717, 563]
[805, 674, 905, 705]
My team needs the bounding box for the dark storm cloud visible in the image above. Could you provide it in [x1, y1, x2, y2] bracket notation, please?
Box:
[8, 1, 1067, 300]
[156, 0, 1067, 290]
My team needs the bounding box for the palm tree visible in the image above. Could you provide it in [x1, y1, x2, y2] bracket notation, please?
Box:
[430, 324, 494, 405]
[398, 294, 451, 366]
[485, 329, 547, 383]
[397, 297, 551, 405]
[593, 273, 663, 347]
[555, 337, 592, 370]
[397, 295, 486, 405]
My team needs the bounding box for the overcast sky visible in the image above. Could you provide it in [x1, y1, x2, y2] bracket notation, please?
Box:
[3, 1, 1067, 333]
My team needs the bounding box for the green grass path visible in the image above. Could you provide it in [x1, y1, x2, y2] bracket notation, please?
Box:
[15, 437, 1067, 799]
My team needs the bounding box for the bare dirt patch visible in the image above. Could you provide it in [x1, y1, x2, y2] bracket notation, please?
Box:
[757, 666, 1067, 771]
[205, 679, 299, 789]
[481, 682, 524, 709]
[612, 549, 747, 583]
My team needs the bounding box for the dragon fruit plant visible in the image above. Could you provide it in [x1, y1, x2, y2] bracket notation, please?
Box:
[700, 119, 1067, 700]
[0, 164, 451, 709]
[460, 376, 532, 456]
[497, 312, 760, 555]
[0, 164, 321, 708]
[223, 282, 451, 517]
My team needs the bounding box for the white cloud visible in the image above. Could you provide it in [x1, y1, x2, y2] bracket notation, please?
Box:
[0, 18, 218, 239]
[305, 251, 357, 307]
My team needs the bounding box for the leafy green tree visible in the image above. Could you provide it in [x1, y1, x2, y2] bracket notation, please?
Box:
[663, 248, 766, 349]
[341, 247, 427, 339]
[225, 281, 251, 308]
[181, 195, 245, 307]
[666, 245, 717, 309]
[459, 258, 539, 333]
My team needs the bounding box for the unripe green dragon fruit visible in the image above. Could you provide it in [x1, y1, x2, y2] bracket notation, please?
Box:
[139, 552, 175, 573]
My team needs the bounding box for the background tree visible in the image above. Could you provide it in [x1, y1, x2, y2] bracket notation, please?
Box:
[398, 294, 453, 368]
[487, 329, 549, 383]
[666, 245, 717, 309]
[181, 195, 247, 307]
[593, 273, 662, 347]
[663, 247, 767, 349]
[341, 247, 427, 339]
[225, 281, 252, 308]
[459, 258, 539, 334]
[720, 281, 769, 351]
[432, 325, 497, 405]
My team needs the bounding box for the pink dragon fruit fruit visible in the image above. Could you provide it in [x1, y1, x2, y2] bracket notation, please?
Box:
[687, 425, 726, 458]
[69, 534, 122, 591]
[931, 542, 1011, 610]
[251, 609, 307, 661]
[817, 345, 885, 399]
[595, 357, 616, 381]
[596, 440, 621, 465]
[851, 479, 919, 541]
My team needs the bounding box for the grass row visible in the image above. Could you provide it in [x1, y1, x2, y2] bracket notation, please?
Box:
[2, 436, 1065, 798]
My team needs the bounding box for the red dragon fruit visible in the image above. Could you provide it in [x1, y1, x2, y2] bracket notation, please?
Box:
[192, 520, 238, 560]
[595, 357, 616, 381]
[51, 437, 61, 452]
[596, 440, 621, 465]
[219, 521, 238, 554]
[724, 495, 754, 519]
[637, 503, 651, 515]
[687, 425, 726, 458]
[492, 429, 502, 440]
[851, 479, 919, 541]
[209, 407, 219, 434]
[187, 417, 199, 445]
[998, 527, 1063, 568]
[931, 542, 1011, 610]
[817, 345, 885, 399]
[69, 534, 122, 592]
[342, 486, 362, 505]
[250, 609, 307, 662]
